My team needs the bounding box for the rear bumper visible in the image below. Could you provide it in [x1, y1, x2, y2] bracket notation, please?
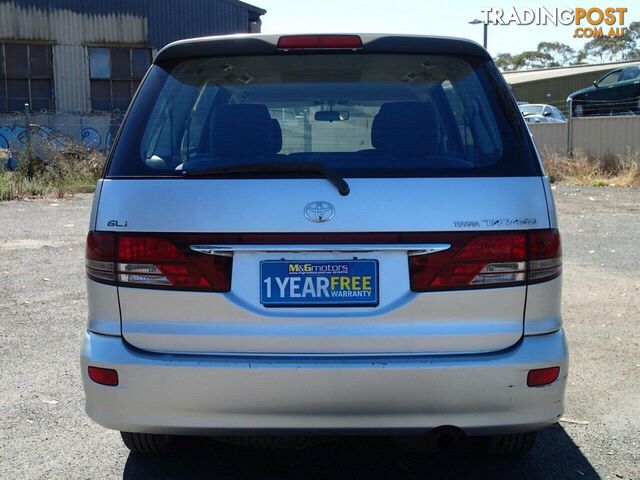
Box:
[81, 330, 568, 436]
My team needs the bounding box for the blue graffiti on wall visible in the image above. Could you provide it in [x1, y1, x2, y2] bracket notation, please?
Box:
[1, 123, 112, 168]
[80, 128, 101, 148]
[1, 125, 64, 168]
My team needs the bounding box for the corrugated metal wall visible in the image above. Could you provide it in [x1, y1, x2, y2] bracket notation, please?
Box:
[145, 0, 250, 47]
[0, 2, 148, 45]
[529, 117, 640, 157]
[510, 71, 605, 109]
[0, 0, 258, 47]
[0, 0, 263, 113]
[52, 45, 90, 113]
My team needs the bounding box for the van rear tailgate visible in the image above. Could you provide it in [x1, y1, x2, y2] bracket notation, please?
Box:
[96, 176, 549, 355]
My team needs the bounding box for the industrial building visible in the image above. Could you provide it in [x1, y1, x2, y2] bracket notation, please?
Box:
[502, 59, 640, 110]
[0, 0, 265, 156]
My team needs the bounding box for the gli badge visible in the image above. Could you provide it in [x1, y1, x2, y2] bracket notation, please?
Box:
[304, 201, 335, 223]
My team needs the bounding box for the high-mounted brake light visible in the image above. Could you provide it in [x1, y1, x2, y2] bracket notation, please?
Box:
[85, 233, 231, 291]
[409, 229, 561, 291]
[277, 35, 363, 50]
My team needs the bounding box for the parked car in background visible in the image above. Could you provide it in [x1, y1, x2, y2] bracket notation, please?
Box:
[568, 64, 640, 117]
[81, 33, 567, 458]
[518, 104, 566, 123]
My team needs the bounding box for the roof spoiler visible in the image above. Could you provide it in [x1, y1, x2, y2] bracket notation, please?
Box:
[154, 34, 491, 63]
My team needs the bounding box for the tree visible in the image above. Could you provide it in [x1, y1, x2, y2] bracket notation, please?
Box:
[577, 36, 630, 63]
[577, 21, 640, 63]
[537, 42, 577, 65]
[495, 43, 574, 71]
[494, 53, 515, 71]
[495, 25, 640, 71]
[629, 21, 640, 58]
[511, 51, 557, 70]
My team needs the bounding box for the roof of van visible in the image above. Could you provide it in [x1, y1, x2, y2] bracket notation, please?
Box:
[154, 34, 491, 63]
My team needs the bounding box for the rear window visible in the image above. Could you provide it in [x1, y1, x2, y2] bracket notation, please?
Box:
[107, 54, 540, 178]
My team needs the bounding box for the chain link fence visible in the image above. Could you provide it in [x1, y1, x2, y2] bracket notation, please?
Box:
[571, 97, 640, 118]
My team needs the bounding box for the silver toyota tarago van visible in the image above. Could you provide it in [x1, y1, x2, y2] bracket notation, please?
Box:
[81, 34, 567, 455]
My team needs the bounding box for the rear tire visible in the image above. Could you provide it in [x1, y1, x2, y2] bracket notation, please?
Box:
[121, 432, 173, 454]
[484, 431, 537, 456]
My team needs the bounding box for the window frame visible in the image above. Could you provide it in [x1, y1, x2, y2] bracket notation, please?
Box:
[105, 55, 541, 179]
[88, 46, 152, 112]
[619, 66, 640, 83]
[551, 107, 565, 121]
[0, 42, 54, 112]
[597, 69, 622, 87]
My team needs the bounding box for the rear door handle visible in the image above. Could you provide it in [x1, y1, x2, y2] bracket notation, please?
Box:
[190, 244, 450, 257]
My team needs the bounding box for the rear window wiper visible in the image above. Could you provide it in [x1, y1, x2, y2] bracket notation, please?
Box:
[181, 161, 350, 196]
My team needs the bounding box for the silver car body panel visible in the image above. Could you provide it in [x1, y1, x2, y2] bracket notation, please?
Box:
[86, 279, 121, 336]
[523, 276, 562, 335]
[93, 177, 550, 355]
[96, 177, 548, 233]
[88, 179, 103, 231]
[118, 280, 525, 355]
[541, 176, 559, 228]
[82, 329, 568, 434]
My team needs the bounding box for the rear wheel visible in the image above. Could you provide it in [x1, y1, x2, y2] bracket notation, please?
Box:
[484, 431, 537, 456]
[121, 432, 173, 454]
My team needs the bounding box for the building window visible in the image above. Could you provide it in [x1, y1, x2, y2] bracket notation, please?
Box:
[89, 47, 151, 111]
[0, 43, 54, 112]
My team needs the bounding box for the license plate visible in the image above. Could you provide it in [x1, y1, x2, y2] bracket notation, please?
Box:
[260, 260, 379, 307]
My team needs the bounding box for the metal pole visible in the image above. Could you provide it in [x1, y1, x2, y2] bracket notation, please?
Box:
[24, 103, 31, 155]
[566, 98, 573, 157]
[303, 108, 312, 152]
[483, 23, 488, 49]
[23, 102, 33, 174]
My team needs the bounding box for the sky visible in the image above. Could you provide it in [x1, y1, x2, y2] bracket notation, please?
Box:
[255, 0, 638, 57]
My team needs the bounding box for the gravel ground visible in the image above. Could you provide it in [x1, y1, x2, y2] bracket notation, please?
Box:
[0, 185, 638, 480]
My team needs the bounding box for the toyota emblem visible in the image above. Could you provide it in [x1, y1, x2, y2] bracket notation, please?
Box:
[304, 201, 335, 223]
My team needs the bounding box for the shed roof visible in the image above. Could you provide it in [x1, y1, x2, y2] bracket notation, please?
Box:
[229, 0, 266, 14]
[502, 59, 640, 85]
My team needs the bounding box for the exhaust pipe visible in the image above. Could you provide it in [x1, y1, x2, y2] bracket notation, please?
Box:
[393, 426, 466, 453]
[426, 426, 465, 450]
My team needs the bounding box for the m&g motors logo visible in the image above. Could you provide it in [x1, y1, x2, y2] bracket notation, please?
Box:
[479, 7, 628, 39]
[288, 263, 349, 275]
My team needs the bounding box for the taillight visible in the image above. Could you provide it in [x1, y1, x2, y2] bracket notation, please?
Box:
[85, 232, 115, 282]
[85, 233, 231, 291]
[410, 229, 561, 291]
[277, 35, 363, 50]
[527, 229, 562, 283]
[86, 229, 559, 293]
